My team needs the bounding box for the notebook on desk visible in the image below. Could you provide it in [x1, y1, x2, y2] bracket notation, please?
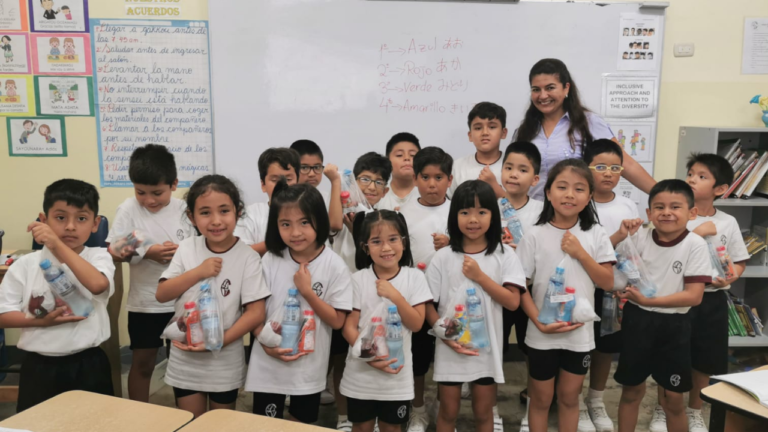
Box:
[712, 370, 768, 408]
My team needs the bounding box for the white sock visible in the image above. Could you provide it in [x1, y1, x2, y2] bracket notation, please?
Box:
[338, 414, 348, 422]
[588, 388, 604, 401]
[413, 405, 426, 414]
[493, 405, 499, 416]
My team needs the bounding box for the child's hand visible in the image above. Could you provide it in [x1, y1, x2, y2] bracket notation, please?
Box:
[196, 257, 222, 279]
[145, 242, 178, 264]
[441, 338, 480, 356]
[40, 306, 86, 327]
[561, 230, 586, 260]
[615, 286, 647, 305]
[478, 165, 496, 186]
[618, 218, 644, 240]
[324, 164, 340, 182]
[711, 277, 729, 288]
[172, 340, 208, 352]
[462, 255, 484, 281]
[693, 221, 717, 238]
[261, 344, 307, 362]
[27, 218, 63, 251]
[342, 212, 355, 232]
[294, 263, 313, 296]
[535, 321, 584, 334]
[367, 358, 404, 374]
[376, 279, 401, 302]
[502, 231, 514, 246]
[432, 233, 449, 250]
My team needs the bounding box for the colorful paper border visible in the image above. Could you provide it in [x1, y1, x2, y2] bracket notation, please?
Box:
[7, 115, 67, 157]
[28, 0, 89, 33]
[0, 73, 36, 116]
[30, 33, 92, 76]
[34, 75, 94, 116]
[0, 32, 31, 74]
[0, 0, 30, 32]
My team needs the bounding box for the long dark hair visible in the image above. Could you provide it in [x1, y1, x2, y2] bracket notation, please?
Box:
[515, 59, 594, 151]
[265, 179, 329, 257]
[352, 210, 413, 270]
[447, 180, 503, 256]
[535, 159, 600, 231]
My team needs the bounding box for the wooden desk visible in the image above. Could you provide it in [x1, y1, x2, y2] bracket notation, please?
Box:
[0, 391, 193, 432]
[702, 365, 768, 432]
[180, 409, 330, 432]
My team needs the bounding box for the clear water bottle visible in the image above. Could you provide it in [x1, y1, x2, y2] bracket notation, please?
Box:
[615, 252, 656, 298]
[539, 266, 565, 324]
[556, 287, 577, 323]
[279, 288, 302, 355]
[602, 291, 616, 326]
[198, 283, 223, 352]
[341, 170, 361, 215]
[39, 259, 93, 317]
[385, 306, 404, 369]
[466, 288, 490, 349]
[499, 198, 524, 245]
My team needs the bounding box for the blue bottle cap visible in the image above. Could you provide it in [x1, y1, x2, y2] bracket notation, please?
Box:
[466, 287, 476, 295]
[556, 267, 565, 274]
[288, 288, 298, 296]
[500, 198, 509, 205]
[39, 259, 52, 270]
[343, 169, 352, 175]
[200, 283, 211, 291]
[388, 305, 397, 313]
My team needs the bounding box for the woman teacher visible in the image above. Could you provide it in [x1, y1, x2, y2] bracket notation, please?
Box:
[514, 58, 656, 200]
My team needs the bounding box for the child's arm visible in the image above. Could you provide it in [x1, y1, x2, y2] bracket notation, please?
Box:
[520, 289, 583, 334]
[222, 299, 265, 348]
[294, 263, 347, 329]
[462, 255, 520, 311]
[250, 242, 267, 257]
[156, 257, 221, 303]
[478, 165, 506, 199]
[374, 279, 425, 331]
[425, 302, 440, 327]
[0, 309, 85, 329]
[610, 218, 644, 247]
[562, 231, 613, 289]
[617, 282, 705, 308]
[325, 164, 343, 232]
[620, 146, 656, 194]
[342, 310, 360, 345]
[28, 219, 109, 295]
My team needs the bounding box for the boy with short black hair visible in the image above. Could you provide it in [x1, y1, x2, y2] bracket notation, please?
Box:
[236, 147, 300, 256]
[399, 146, 452, 432]
[612, 180, 712, 432]
[379, 132, 421, 211]
[106, 144, 193, 403]
[0, 179, 115, 412]
[289, 139, 343, 233]
[582, 139, 639, 432]
[645, 153, 748, 432]
[449, 102, 507, 199]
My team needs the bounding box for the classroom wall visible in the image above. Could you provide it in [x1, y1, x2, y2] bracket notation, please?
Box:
[0, 0, 766, 346]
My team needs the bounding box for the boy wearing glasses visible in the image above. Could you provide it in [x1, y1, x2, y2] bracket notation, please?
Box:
[290, 140, 343, 233]
[581, 138, 639, 432]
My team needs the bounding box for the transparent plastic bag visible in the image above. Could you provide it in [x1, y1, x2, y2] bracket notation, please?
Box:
[108, 230, 154, 259]
[351, 302, 390, 362]
[614, 238, 657, 298]
[258, 298, 285, 349]
[538, 256, 596, 325]
[341, 169, 373, 215]
[428, 279, 491, 353]
[161, 285, 203, 343]
[162, 279, 224, 356]
[600, 292, 621, 336]
[29, 254, 94, 319]
[706, 239, 735, 280]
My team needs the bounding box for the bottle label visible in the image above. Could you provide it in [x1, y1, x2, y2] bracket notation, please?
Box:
[302, 330, 315, 352]
[550, 294, 575, 303]
[50, 275, 76, 296]
[188, 322, 204, 345]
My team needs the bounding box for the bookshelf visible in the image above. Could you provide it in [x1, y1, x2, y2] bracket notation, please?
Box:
[677, 127, 768, 348]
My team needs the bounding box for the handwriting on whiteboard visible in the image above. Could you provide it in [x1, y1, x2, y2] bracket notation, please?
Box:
[377, 37, 473, 115]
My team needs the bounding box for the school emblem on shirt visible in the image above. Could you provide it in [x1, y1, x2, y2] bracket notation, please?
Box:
[177, 229, 185, 241]
[582, 354, 591, 368]
[398, 405, 407, 419]
[720, 235, 727, 246]
[221, 279, 231, 297]
[312, 282, 324, 297]
[670, 374, 681, 387]
[265, 403, 277, 417]
[672, 261, 683, 274]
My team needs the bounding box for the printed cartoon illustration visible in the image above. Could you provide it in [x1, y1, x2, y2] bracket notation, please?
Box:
[5, 79, 16, 97]
[19, 120, 36, 144]
[617, 129, 626, 149]
[63, 37, 75, 56]
[1, 35, 12, 63]
[66, 89, 74, 102]
[39, 123, 56, 143]
[53, 88, 61, 102]
[61, 5, 71, 20]
[641, 137, 646, 151]
[49, 37, 60, 56]
[630, 130, 640, 156]
[41, 0, 59, 20]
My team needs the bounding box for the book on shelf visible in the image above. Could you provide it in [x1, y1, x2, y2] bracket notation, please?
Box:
[724, 159, 758, 199]
[746, 307, 764, 337]
[741, 152, 768, 197]
[743, 231, 767, 257]
[719, 138, 741, 161]
[728, 294, 747, 337]
[711, 369, 768, 409]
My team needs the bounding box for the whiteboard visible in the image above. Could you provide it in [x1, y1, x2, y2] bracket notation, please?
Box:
[209, 0, 666, 205]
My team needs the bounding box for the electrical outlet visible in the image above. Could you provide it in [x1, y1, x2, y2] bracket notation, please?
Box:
[674, 43, 695, 57]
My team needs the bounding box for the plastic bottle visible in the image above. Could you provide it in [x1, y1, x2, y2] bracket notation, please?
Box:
[539, 266, 565, 324]
[184, 301, 204, 346]
[39, 259, 93, 317]
[299, 310, 315, 354]
[602, 292, 616, 327]
[716, 246, 735, 279]
[372, 316, 388, 358]
[385, 306, 404, 369]
[617, 299, 628, 324]
[453, 304, 471, 344]
[198, 283, 223, 351]
[615, 253, 657, 298]
[466, 288, 490, 349]
[556, 287, 577, 324]
[417, 262, 427, 272]
[499, 198, 524, 245]
[108, 230, 148, 257]
[341, 169, 363, 214]
[279, 288, 302, 355]
[340, 191, 354, 214]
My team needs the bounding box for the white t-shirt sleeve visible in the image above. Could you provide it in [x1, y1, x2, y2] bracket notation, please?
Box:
[725, 221, 750, 263]
[593, 226, 617, 264]
[516, 230, 536, 281]
[425, 252, 444, 303]
[409, 270, 434, 306]
[235, 211, 258, 246]
[160, 240, 189, 281]
[241, 251, 271, 304]
[324, 259, 354, 311]
[106, 201, 147, 264]
[89, 249, 117, 300]
[684, 237, 714, 283]
[0, 258, 27, 314]
[501, 245, 527, 291]
[351, 271, 363, 310]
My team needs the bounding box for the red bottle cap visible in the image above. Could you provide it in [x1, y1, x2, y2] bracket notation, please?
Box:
[372, 317, 382, 322]
[184, 301, 196, 309]
[341, 191, 351, 199]
[716, 245, 726, 251]
[454, 304, 465, 312]
[304, 310, 314, 316]
[565, 287, 576, 294]
[417, 262, 426, 270]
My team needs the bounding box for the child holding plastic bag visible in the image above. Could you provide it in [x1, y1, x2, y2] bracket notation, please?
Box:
[424, 181, 526, 432]
[156, 175, 269, 418]
[338, 210, 432, 432]
[516, 159, 615, 432]
[246, 180, 353, 424]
